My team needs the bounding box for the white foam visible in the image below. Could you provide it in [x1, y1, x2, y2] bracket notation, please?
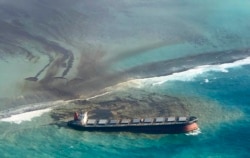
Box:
[185, 128, 202, 136]
[114, 57, 250, 88]
[86, 92, 111, 101]
[204, 79, 209, 83]
[0, 108, 52, 124]
[154, 57, 250, 85]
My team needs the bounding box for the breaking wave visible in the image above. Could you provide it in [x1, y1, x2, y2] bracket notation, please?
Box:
[153, 56, 250, 85]
[0, 108, 52, 124]
[2, 57, 250, 124]
[113, 56, 250, 89]
[0, 92, 112, 124]
[0, 100, 65, 120]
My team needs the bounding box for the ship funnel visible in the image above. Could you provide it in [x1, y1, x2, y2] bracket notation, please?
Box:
[82, 112, 88, 125]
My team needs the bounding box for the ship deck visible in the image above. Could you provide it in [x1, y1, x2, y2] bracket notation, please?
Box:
[69, 116, 198, 127]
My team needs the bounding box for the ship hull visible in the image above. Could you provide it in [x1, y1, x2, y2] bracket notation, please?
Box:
[67, 121, 198, 134]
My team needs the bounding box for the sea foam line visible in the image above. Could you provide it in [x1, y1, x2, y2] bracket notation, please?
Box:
[0, 100, 65, 118]
[0, 100, 66, 124]
[110, 57, 250, 89]
[86, 92, 111, 101]
[152, 56, 250, 85]
[0, 108, 52, 124]
[0, 92, 112, 124]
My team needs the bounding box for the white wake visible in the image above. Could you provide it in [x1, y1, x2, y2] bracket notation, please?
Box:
[185, 128, 202, 136]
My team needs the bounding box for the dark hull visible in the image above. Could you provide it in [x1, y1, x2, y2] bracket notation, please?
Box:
[67, 121, 197, 134]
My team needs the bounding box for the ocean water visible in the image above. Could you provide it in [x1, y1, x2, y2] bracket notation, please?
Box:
[0, 62, 249, 158]
[1, 0, 250, 158]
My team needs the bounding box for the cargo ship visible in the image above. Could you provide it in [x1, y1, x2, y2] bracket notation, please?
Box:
[67, 112, 198, 134]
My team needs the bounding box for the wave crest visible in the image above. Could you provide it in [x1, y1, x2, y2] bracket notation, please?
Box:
[114, 57, 250, 88]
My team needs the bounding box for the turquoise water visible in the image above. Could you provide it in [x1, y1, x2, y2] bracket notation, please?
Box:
[1, 64, 249, 158]
[1, 0, 250, 157]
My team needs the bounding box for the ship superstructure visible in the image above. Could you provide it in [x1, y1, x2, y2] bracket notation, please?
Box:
[67, 112, 198, 134]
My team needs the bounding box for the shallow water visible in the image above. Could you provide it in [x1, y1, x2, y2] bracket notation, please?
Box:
[1, 0, 250, 157]
[0, 63, 249, 158]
